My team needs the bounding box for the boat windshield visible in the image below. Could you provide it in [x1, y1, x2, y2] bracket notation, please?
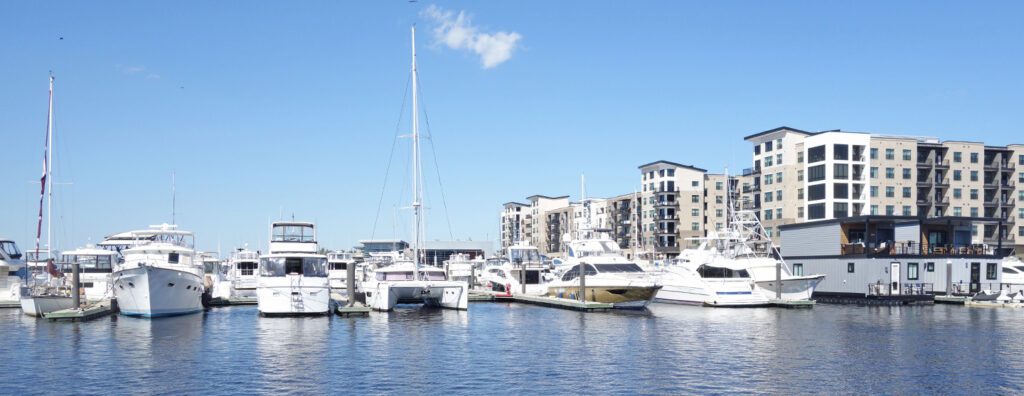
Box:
[375, 270, 447, 281]
[260, 257, 327, 277]
[0, 241, 22, 259]
[272, 224, 315, 243]
[61, 255, 113, 271]
[593, 263, 644, 273]
[1015, 266, 1024, 273]
[510, 248, 541, 264]
[560, 264, 598, 282]
[237, 261, 258, 276]
[696, 265, 750, 279]
[510, 269, 542, 284]
[331, 262, 348, 271]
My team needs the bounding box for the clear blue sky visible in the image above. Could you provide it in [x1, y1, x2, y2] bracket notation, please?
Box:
[2, 1, 1022, 254]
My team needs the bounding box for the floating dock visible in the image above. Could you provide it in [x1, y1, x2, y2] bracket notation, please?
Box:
[935, 295, 969, 305]
[468, 290, 514, 302]
[207, 296, 258, 306]
[770, 299, 815, 308]
[510, 294, 613, 312]
[45, 300, 116, 322]
[0, 302, 20, 309]
[335, 303, 371, 317]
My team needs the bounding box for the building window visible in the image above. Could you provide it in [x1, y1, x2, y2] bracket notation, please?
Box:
[797, 151, 804, 163]
[764, 156, 773, 167]
[834, 183, 849, 199]
[953, 170, 962, 181]
[1020, 155, 1024, 165]
[798, 188, 805, 199]
[808, 203, 825, 220]
[691, 195, 699, 203]
[691, 222, 700, 231]
[903, 206, 912, 216]
[765, 227, 773, 237]
[667, 169, 675, 177]
[797, 207, 804, 218]
[715, 181, 723, 190]
[808, 165, 826, 182]
[903, 149, 912, 161]
[716, 196, 723, 204]
[834, 144, 849, 160]
[765, 141, 773, 152]
[808, 145, 826, 163]
[971, 207, 979, 217]
[870, 205, 878, 215]
[870, 148, 878, 159]
[987, 263, 997, 280]
[886, 205, 895, 216]
[886, 186, 895, 198]
[659, 169, 665, 177]
[809, 184, 826, 201]
[1020, 190, 1024, 201]
[835, 164, 849, 180]
[970, 152, 979, 163]
[902, 187, 911, 198]
[954, 152, 962, 163]
[1019, 208, 1024, 219]
[776, 190, 783, 201]
[870, 186, 878, 197]
[848, 263, 855, 273]
[908, 263, 919, 280]
[764, 209, 773, 220]
[776, 208, 782, 219]
[793, 264, 804, 276]
[797, 170, 804, 181]
[834, 202, 849, 218]
[885, 148, 894, 160]
[691, 208, 699, 216]
[777, 153, 783, 165]
[1020, 172, 1024, 183]
[926, 262, 934, 272]
[1019, 226, 1024, 237]
[716, 209, 723, 217]
[971, 189, 979, 200]
[954, 207, 962, 216]
[776, 172, 783, 183]
[870, 167, 878, 179]
[886, 168, 895, 179]
[953, 188, 962, 199]
[765, 174, 773, 185]
[902, 168, 911, 179]
[970, 171, 978, 182]
[764, 192, 773, 203]
[692, 180, 700, 187]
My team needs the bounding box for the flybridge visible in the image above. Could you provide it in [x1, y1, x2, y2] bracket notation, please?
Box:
[269, 222, 317, 254]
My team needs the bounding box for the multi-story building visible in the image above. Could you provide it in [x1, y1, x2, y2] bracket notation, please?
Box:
[525, 195, 569, 254]
[638, 161, 708, 257]
[499, 202, 528, 249]
[745, 126, 1023, 255]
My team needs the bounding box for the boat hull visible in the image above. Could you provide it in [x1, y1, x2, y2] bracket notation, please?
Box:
[113, 266, 205, 317]
[20, 295, 75, 317]
[257, 276, 330, 316]
[363, 280, 469, 311]
[547, 286, 661, 309]
[0, 276, 23, 307]
[754, 275, 825, 301]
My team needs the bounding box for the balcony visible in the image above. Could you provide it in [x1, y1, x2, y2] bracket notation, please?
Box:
[933, 178, 950, 187]
[655, 200, 677, 208]
[916, 179, 932, 187]
[657, 214, 679, 221]
[984, 198, 1015, 208]
[840, 241, 996, 257]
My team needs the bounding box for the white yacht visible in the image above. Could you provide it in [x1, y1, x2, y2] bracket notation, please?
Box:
[545, 228, 662, 309]
[654, 253, 771, 307]
[481, 242, 552, 295]
[112, 225, 205, 317]
[327, 251, 356, 292]
[256, 222, 330, 316]
[58, 246, 118, 302]
[360, 26, 469, 312]
[226, 248, 260, 298]
[0, 239, 26, 307]
[444, 253, 485, 288]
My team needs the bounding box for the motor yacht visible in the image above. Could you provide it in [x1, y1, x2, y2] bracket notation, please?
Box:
[226, 248, 260, 298]
[545, 228, 661, 309]
[327, 251, 357, 292]
[482, 242, 552, 295]
[58, 246, 118, 302]
[444, 253, 485, 288]
[0, 239, 26, 307]
[112, 224, 205, 317]
[256, 222, 330, 316]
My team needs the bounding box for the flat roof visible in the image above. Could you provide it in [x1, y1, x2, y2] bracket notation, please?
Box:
[743, 126, 813, 141]
[526, 195, 569, 200]
[637, 160, 707, 172]
[503, 201, 528, 207]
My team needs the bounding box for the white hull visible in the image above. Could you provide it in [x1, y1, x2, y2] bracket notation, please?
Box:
[257, 275, 330, 315]
[0, 276, 23, 306]
[655, 270, 769, 307]
[113, 266, 205, 317]
[20, 295, 75, 317]
[363, 280, 468, 311]
[754, 275, 825, 301]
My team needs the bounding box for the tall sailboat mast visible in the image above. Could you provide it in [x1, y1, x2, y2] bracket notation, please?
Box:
[411, 25, 423, 278]
[47, 74, 54, 254]
[35, 74, 55, 265]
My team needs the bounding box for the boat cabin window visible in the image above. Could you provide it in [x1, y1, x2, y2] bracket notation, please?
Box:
[260, 257, 327, 277]
[422, 270, 446, 281]
[61, 255, 114, 272]
[238, 262, 258, 276]
[1015, 266, 1024, 273]
[696, 265, 750, 278]
[168, 253, 180, 264]
[593, 264, 644, 273]
[377, 271, 415, 281]
[510, 269, 541, 284]
[561, 264, 598, 282]
[331, 262, 348, 271]
[272, 224, 315, 243]
[510, 248, 541, 264]
[1003, 267, 1019, 274]
[0, 241, 22, 259]
[204, 261, 218, 273]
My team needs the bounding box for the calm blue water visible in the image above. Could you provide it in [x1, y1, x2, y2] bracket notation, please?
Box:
[1, 302, 1022, 395]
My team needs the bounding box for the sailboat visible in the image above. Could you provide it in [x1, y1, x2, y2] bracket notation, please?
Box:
[360, 26, 469, 312]
[20, 75, 75, 317]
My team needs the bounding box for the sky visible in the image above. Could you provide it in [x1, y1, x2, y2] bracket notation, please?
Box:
[2, 1, 1023, 254]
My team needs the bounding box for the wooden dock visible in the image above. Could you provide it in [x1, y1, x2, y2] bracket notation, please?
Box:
[935, 295, 968, 305]
[45, 300, 116, 322]
[770, 299, 815, 308]
[511, 294, 613, 312]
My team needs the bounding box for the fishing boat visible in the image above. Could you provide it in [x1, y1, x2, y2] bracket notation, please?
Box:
[112, 225, 205, 317]
[256, 222, 330, 316]
[360, 26, 468, 312]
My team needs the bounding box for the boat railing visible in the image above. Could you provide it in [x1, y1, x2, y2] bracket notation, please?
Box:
[949, 282, 1023, 296]
[866, 282, 933, 296]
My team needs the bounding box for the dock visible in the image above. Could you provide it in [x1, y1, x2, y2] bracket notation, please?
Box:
[770, 299, 815, 308]
[935, 295, 968, 305]
[468, 290, 514, 302]
[207, 296, 258, 306]
[45, 300, 116, 322]
[335, 303, 371, 317]
[0, 302, 20, 309]
[511, 294, 613, 312]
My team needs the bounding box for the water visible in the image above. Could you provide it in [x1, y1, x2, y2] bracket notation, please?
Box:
[2, 303, 1022, 394]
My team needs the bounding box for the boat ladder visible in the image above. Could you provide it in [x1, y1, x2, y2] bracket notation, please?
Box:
[290, 276, 304, 311]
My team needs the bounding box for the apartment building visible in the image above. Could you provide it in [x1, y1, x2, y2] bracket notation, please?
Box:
[499, 202, 528, 249]
[745, 126, 1023, 255]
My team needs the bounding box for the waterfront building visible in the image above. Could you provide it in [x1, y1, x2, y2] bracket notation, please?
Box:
[745, 126, 1023, 255]
[500, 202, 528, 250]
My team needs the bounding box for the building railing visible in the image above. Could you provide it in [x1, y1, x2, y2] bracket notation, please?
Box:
[867, 282, 933, 296]
[841, 242, 997, 256]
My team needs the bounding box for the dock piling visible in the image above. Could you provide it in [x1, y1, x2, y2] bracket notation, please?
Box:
[71, 261, 80, 309]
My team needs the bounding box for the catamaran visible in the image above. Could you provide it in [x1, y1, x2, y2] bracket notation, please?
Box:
[360, 26, 468, 312]
[256, 222, 330, 316]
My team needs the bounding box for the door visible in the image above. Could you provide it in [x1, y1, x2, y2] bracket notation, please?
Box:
[970, 262, 981, 293]
[890, 262, 901, 295]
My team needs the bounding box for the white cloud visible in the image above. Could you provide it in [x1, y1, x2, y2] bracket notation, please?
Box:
[422, 5, 522, 69]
